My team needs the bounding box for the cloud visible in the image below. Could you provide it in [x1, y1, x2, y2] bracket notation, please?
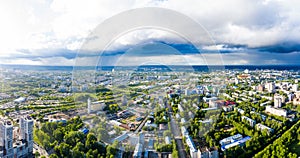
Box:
[255, 42, 300, 53]
[9, 49, 78, 60]
[1, 0, 300, 65]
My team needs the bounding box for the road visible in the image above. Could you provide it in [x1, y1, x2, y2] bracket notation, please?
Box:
[34, 143, 49, 157]
[134, 115, 148, 134]
[166, 100, 187, 158]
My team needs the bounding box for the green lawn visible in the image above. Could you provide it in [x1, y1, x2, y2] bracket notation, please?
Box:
[289, 141, 300, 156]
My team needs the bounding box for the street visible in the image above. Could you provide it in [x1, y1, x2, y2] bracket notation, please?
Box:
[166, 100, 187, 158]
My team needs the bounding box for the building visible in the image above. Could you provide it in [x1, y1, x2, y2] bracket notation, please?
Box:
[165, 136, 171, 144]
[198, 148, 209, 158]
[0, 120, 14, 158]
[274, 94, 286, 107]
[133, 133, 144, 158]
[250, 111, 267, 121]
[20, 116, 34, 154]
[219, 134, 251, 151]
[209, 100, 224, 108]
[265, 106, 287, 117]
[87, 99, 106, 114]
[274, 94, 282, 108]
[222, 101, 236, 112]
[185, 135, 198, 158]
[266, 82, 275, 93]
[288, 93, 294, 102]
[235, 107, 245, 115]
[198, 147, 219, 158]
[256, 123, 274, 134]
[292, 84, 298, 92]
[219, 134, 243, 146]
[0, 116, 34, 158]
[234, 78, 239, 84]
[257, 84, 264, 92]
[87, 98, 91, 114]
[241, 116, 256, 127]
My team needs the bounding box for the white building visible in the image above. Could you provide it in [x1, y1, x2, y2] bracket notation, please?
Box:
[0, 120, 14, 158]
[1, 116, 33, 158]
[87, 99, 106, 114]
[87, 98, 91, 114]
[219, 134, 243, 146]
[20, 116, 34, 154]
[256, 123, 274, 134]
[274, 95, 282, 108]
[185, 135, 198, 158]
[165, 136, 171, 144]
[235, 108, 245, 115]
[241, 116, 256, 127]
[265, 106, 287, 117]
[234, 78, 239, 84]
[198, 147, 219, 158]
[292, 84, 298, 92]
[266, 82, 275, 93]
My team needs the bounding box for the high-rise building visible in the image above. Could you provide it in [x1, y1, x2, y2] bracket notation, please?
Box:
[1, 116, 33, 158]
[20, 116, 34, 153]
[87, 98, 91, 114]
[0, 120, 14, 158]
[266, 82, 275, 93]
[274, 95, 282, 108]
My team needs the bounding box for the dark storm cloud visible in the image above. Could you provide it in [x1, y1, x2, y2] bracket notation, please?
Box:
[255, 42, 300, 53]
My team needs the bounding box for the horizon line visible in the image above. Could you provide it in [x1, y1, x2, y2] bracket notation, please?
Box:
[2, 64, 300, 67]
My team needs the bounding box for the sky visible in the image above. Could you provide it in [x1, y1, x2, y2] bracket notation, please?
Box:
[1, 0, 300, 66]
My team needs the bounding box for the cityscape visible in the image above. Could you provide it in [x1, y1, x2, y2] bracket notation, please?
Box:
[0, 65, 300, 158]
[2, 0, 300, 158]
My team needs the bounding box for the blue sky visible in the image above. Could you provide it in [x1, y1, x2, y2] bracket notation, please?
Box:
[1, 0, 300, 66]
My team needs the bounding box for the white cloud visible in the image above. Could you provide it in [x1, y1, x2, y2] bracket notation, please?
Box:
[1, 0, 300, 65]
